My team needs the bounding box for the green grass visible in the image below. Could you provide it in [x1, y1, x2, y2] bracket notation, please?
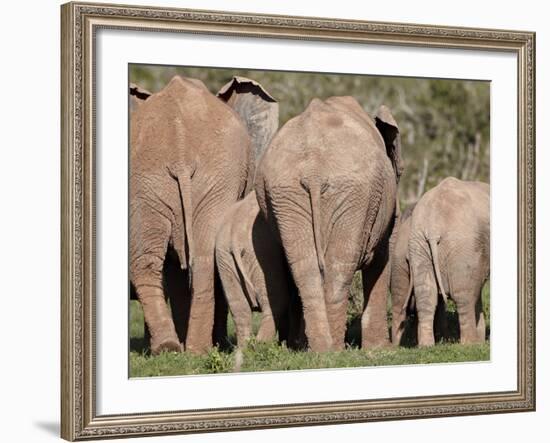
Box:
[130, 340, 489, 377]
[129, 283, 491, 377]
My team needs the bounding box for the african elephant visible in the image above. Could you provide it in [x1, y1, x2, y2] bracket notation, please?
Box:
[130, 75, 277, 355]
[215, 191, 293, 348]
[255, 96, 403, 352]
[408, 177, 490, 346]
[390, 203, 448, 346]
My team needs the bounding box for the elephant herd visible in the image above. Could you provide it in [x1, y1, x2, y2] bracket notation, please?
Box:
[129, 75, 490, 356]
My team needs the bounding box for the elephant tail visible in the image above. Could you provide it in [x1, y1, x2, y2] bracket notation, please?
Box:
[301, 177, 325, 277]
[427, 236, 447, 303]
[170, 166, 194, 286]
[231, 248, 259, 309]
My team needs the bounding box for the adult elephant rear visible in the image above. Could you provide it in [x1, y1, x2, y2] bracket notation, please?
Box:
[130, 75, 277, 355]
[255, 96, 403, 351]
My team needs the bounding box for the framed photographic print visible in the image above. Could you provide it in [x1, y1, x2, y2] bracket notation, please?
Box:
[60, 1, 536, 440]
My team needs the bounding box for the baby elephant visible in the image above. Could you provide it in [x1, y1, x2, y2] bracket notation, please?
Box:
[215, 192, 292, 348]
[408, 177, 490, 346]
[390, 203, 448, 346]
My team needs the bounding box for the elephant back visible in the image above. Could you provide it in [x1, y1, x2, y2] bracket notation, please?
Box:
[411, 177, 490, 254]
[257, 96, 394, 192]
[131, 75, 251, 178]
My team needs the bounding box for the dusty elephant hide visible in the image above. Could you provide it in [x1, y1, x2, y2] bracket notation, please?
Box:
[255, 96, 404, 352]
[129, 76, 252, 355]
[215, 191, 300, 349]
[129, 75, 280, 355]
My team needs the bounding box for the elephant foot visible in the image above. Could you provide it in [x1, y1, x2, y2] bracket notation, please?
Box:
[329, 337, 346, 351]
[185, 325, 213, 354]
[308, 334, 333, 353]
[256, 321, 276, 342]
[391, 329, 405, 347]
[460, 334, 483, 345]
[256, 332, 275, 342]
[185, 343, 211, 355]
[418, 327, 434, 346]
[361, 312, 390, 349]
[137, 285, 182, 355]
[185, 318, 214, 354]
[150, 334, 183, 355]
[362, 336, 390, 349]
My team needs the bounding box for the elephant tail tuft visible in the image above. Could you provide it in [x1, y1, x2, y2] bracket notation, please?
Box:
[427, 236, 447, 303]
[301, 177, 325, 277]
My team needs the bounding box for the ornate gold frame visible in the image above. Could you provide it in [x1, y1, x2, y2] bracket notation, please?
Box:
[60, 2, 536, 440]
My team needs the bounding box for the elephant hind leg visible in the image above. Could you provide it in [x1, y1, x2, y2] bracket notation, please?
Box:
[414, 271, 438, 347]
[216, 248, 253, 349]
[185, 255, 217, 354]
[249, 265, 276, 343]
[324, 264, 356, 351]
[290, 256, 332, 352]
[362, 250, 391, 349]
[137, 285, 182, 354]
[455, 294, 482, 345]
[130, 213, 181, 355]
[476, 295, 487, 342]
[256, 311, 277, 342]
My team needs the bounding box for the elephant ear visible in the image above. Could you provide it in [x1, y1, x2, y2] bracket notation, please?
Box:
[375, 105, 404, 183]
[129, 83, 152, 114]
[217, 76, 279, 165]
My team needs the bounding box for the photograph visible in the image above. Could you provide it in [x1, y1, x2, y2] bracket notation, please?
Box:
[59, 3, 535, 439]
[128, 64, 491, 377]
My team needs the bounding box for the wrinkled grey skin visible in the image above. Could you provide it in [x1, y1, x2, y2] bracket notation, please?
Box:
[217, 76, 279, 177]
[255, 96, 403, 352]
[408, 177, 490, 346]
[390, 203, 447, 346]
[215, 191, 292, 348]
[129, 76, 277, 355]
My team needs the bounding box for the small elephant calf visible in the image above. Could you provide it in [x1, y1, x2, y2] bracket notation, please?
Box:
[215, 192, 294, 348]
[408, 177, 490, 346]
